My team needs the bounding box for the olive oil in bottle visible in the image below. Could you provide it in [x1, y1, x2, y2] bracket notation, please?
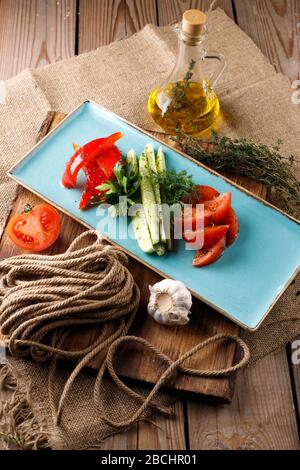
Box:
[148, 9, 225, 135]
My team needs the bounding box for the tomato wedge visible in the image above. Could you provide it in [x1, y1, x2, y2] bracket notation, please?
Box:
[223, 207, 239, 246]
[182, 185, 220, 205]
[180, 206, 212, 231]
[7, 204, 61, 252]
[184, 225, 229, 249]
[204, 192, 231, 224]
[193, 236, 226, 267]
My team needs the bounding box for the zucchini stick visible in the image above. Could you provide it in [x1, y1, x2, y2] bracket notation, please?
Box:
[139, 153, 160, 246]
[131, 202, 155, 254]
[156, 146, 174, 252]
[144, 144, 166, 256]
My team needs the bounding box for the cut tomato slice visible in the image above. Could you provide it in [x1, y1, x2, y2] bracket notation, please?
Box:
[184, 225, 229, 249]
[182, 185, 220, 205]
[181, 206, 212, 231]
[223, 207, 239, 246]
[204, 192, 232, 224]
[193, 236, 226, 268]
[7, 204, 61, 252]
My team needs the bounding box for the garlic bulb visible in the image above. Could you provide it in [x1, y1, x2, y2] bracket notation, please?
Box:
[147, 279, 192, 326]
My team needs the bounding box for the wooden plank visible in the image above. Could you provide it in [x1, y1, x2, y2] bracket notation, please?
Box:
[137, 401, 186, 450]
[188, 350, 300, 450]
[235, 0, 300, 436]
[99, 425, 138, 450]
[76, 0, 158, 449]
[187, 0, 300, 449]
[157, 0, 234, 25]
[0, 1, 76, 449]
[125, 0, 158, 37]
[0, 0, 76, 80]
[78, 0, 157, 52]
[234, 0, 300, 82]
[78, 0, 126, 51]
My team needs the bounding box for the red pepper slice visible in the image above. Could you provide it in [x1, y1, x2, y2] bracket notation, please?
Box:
[62, 132, 123, 188]
[96, 145, 122, 178]
[79, 163, 106, 209]
[79, 145, 122, 209]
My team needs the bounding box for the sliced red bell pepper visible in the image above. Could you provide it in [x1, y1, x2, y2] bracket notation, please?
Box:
[79, 163, 106, 209]
[96, 145, 122, 178]
[62, 132, 123, 188]
[79, 146, 122, 209]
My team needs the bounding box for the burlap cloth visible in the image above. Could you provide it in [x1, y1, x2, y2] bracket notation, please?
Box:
[0, 9, 299, 449]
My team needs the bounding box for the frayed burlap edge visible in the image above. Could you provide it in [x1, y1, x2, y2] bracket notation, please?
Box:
[0, 364, 49, 450]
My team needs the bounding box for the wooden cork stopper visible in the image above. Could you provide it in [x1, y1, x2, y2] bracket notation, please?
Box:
[182, 9, 207, 37]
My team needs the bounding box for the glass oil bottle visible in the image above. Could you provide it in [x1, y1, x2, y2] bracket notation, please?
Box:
[148, 9, 226, 135]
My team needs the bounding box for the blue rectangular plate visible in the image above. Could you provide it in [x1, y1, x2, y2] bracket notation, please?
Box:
[8, 101, 300, 330]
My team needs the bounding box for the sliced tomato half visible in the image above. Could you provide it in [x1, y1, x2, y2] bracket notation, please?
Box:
[204, 192, 232, 224]
[193, 236, 226, 268]
[184, 225, 229, 249]
[7, 204, 61, 252]
[223, 207, 239, 246]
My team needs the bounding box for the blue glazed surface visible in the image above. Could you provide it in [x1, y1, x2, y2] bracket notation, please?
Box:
[10, 101, 300, 330]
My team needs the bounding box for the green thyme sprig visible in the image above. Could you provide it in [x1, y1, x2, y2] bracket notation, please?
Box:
[170, 59, 196, 111]
[174, 129, 300, 217]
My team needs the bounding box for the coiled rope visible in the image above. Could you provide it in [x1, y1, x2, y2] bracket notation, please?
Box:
[0, 230, 250, 428]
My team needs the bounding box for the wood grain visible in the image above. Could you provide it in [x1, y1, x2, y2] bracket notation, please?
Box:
[78, 0, 157, 52]
[137, 401, 186, 449]
[157, 0, 234, 25]
[234, 0, 300, 82]
[188, 350, 300, 449]
[0, 0, 76, 80]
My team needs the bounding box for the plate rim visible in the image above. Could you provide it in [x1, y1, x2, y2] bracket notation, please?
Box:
[7, 99, 300, 331]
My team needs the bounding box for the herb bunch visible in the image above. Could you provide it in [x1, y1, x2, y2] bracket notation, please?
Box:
[174, 130, 300, 217]
[98, 161, 140, 216]
[151, 169, 196, 206]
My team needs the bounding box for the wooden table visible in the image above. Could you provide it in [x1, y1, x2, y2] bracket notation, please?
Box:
[0, 0, 299, 450]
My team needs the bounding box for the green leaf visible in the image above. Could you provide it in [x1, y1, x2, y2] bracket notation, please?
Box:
[122, 176, 128, 192]
[97, 182, 112, 191]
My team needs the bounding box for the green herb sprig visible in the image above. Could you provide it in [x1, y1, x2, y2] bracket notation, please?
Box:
[97, 161, 141, 216]
[174, 130, 300, 217]
[170, 59, 196, 111]
[151, 169, 196, 206]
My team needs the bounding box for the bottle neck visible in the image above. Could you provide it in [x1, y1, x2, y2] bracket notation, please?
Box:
[170, 34, 206, 83]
